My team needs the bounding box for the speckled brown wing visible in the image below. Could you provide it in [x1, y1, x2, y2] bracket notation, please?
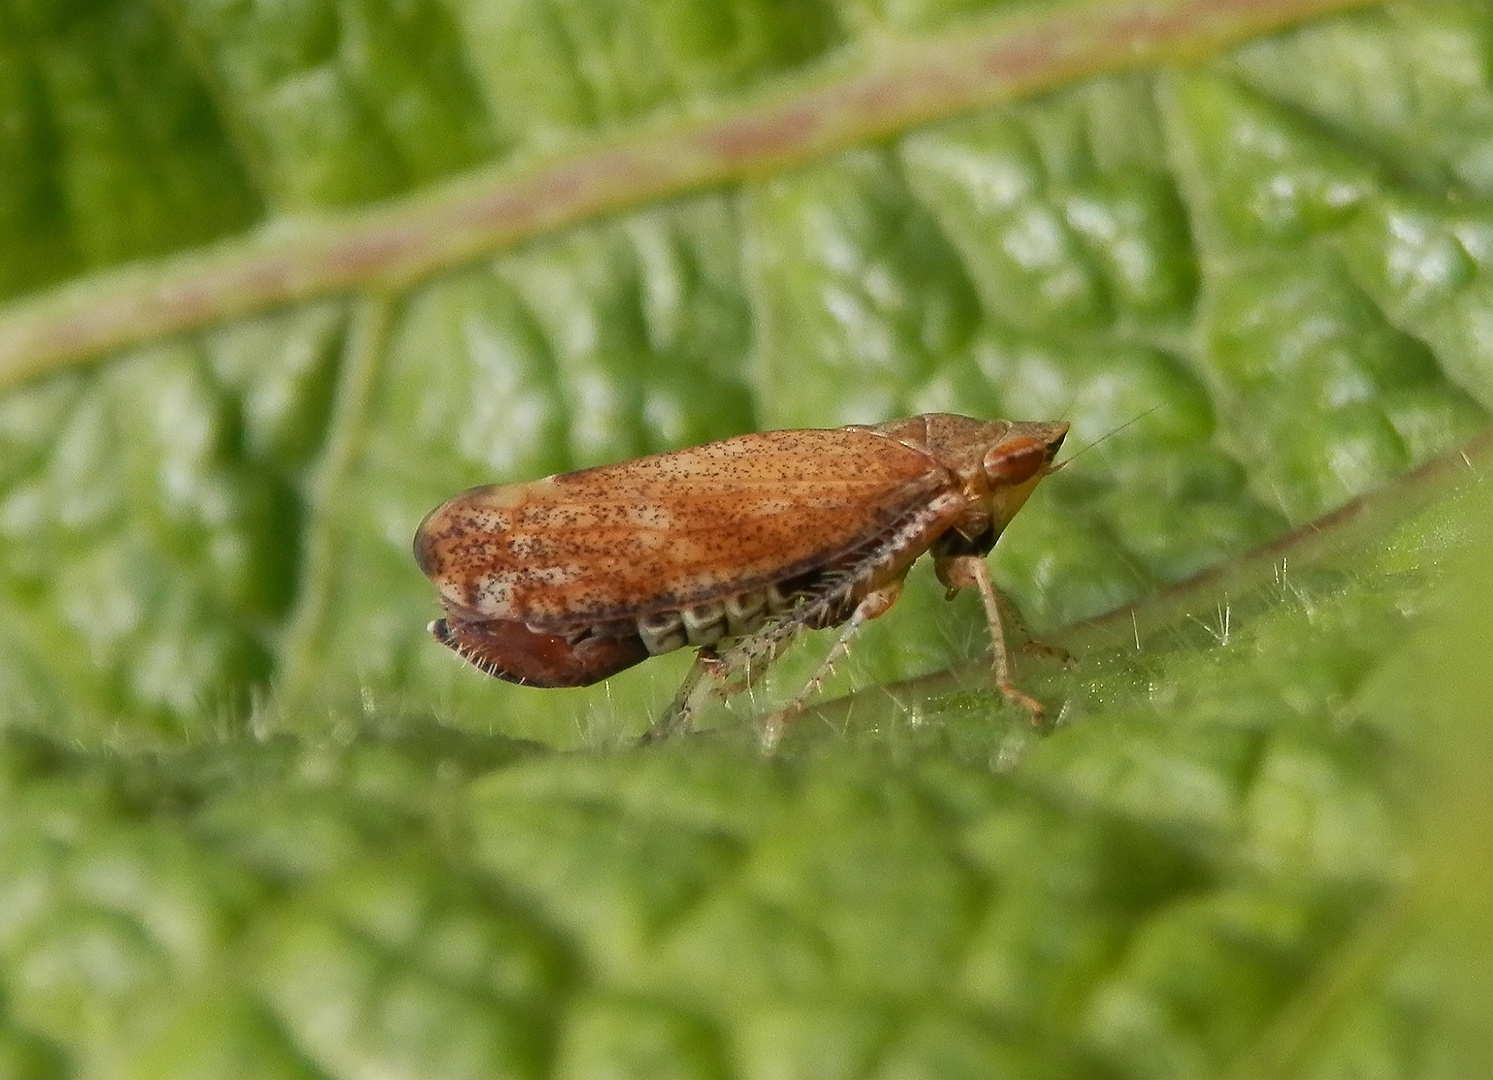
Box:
[414, 427, 952, 630]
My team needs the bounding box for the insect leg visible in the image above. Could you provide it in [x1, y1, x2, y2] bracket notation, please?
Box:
[760, 581, 902, 751]
[949, 554, 1046, 726]
[641, 621, 807, 744]
[644, 492, 967, 745]
[640, 649, 716, 744]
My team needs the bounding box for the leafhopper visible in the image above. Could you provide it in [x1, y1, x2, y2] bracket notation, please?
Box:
[414, 413, 1068, 743]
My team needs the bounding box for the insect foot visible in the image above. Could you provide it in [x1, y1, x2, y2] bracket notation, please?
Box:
[414, 413, 1068, 742]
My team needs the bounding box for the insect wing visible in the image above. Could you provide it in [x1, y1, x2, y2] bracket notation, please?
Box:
[430, 615, 650, 687]
[415, 427, 951, 629]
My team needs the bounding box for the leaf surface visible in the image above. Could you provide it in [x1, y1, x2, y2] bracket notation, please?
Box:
[0, 1, 1490, 1077]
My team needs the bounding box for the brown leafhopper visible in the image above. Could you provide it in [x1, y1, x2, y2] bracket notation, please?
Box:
[414, 413, 1068, 743]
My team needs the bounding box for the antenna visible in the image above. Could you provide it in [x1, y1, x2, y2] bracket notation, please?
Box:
[1047, 406, 1161, 473]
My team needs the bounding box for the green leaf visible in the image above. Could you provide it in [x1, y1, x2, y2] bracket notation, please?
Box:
[1, 0, 1491, 1077]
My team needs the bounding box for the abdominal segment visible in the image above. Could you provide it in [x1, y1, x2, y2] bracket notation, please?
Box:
[635, 584, 800, 653]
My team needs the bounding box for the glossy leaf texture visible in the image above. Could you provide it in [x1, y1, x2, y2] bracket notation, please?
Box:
[1, 1, 1491, 1077]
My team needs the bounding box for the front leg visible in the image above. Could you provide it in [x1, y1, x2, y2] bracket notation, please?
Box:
[937, 554, 1047, 727]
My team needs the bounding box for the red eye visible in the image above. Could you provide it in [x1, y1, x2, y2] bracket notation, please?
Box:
[983, 436, 1048, 484]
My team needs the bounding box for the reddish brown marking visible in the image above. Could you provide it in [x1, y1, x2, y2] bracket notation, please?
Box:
[983, 436, 1049, 485]
[432, 617, 650, 688]
[704, 107, 820, 163]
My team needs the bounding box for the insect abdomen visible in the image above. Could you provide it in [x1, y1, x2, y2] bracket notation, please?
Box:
[634, 585, 797, 654]
[632, 488, 967, 659]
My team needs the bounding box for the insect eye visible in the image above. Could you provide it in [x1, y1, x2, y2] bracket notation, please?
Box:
[983, 436, 1048, 485]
